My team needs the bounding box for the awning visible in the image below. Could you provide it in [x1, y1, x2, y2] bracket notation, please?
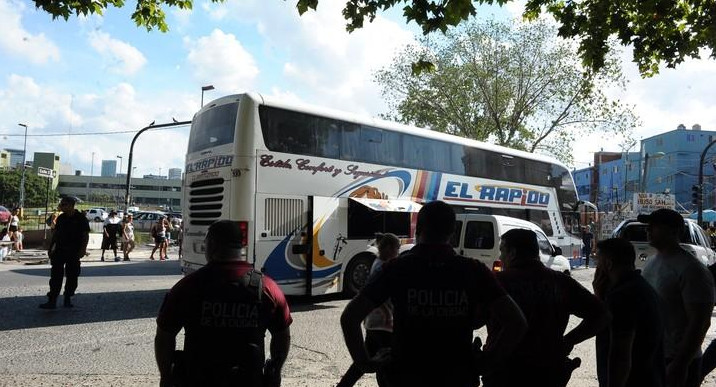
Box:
[350, 197, 422, 213]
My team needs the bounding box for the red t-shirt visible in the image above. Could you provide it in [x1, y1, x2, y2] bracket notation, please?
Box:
[361, 244, 506, 387]
[157, 261, 292, 369]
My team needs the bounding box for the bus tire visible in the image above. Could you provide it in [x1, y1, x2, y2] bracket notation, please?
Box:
[343, 253, 376, 297]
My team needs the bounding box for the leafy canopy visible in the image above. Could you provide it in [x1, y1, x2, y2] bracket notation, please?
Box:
[32, 0, 716, 75]
[0, 169, 59, 208]
[375, 19, 638, 163]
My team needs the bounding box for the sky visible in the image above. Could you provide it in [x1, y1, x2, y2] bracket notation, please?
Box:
[0, 0, 715, 177]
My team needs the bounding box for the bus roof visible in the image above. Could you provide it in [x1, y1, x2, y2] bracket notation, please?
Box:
[203, 92, 570, 171]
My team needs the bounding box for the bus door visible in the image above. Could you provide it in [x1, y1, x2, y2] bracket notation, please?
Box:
[254, 193, 310, 296]
[306, 196, 344, 296]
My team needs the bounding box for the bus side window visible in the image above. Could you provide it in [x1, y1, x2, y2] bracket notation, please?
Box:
[450, 221, 463, 247]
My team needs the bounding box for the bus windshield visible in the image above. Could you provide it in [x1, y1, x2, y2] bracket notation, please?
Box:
[188, 102, 239, 153]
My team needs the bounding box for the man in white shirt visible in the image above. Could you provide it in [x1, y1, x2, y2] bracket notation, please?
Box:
[640, 209, 715, 387]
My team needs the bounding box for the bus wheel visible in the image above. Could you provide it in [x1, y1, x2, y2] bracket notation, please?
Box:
[343, 253, 376, 297]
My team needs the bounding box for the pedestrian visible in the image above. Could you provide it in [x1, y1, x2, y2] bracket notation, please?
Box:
[338, 232, 400, 387]
[341, 200, 527, 387]
[582, 225, 594, 267]
[15, 227, 23, 251]
[639, 209, 715, 387]
[101, 211, 122, 262]
[0, 227, 10, 262]
[122, 214, 136, 261]
[149, 216, 169, 261]
[177, 223, 183, 260]
[8, 209, 19, 244]
[593, 238, 665, 387]
[155, 220, 292, 387]
[482, 228, 609, 387]
[40, 196, 90, 309]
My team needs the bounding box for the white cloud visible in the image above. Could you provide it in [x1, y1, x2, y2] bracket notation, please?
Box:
[185, 29, 259, 93]
[571, 53, 716, 168]
[0, 75, 193, 178]
[88, 31, 147, 76]
[201, 1, 228, 21]
[0, 0, 60, 64]
[201, 0, 416, 115]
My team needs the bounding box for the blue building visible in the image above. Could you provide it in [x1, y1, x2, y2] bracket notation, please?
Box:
[641, 125, 716, 212]
[574, 124, 716, 213]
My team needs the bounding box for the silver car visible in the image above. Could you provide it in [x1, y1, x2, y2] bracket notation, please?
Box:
[612, 218, 716, 268]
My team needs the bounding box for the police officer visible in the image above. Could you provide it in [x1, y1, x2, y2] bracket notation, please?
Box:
[40, 196, 90, 309]
[483, 229, 608, 387]
[341, 201, 528, 387]
[155, 220, 292, 387]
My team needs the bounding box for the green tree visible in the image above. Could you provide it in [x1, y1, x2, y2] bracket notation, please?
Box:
[0, 169, 59, 208]
[32, 0, 716, 76]
[375, 19, 637, 163]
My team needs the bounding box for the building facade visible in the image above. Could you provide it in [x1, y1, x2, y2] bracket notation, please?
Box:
[574, 125, 716, 213]
[101, 160, 117, 177]
[0, 150, 9, 170]
[33, 152, 61, 189]
[4, 149, 25, 169]
[56, 174, 182, 208]
[168, 168, 182, 180]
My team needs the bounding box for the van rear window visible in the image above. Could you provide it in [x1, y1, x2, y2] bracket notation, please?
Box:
[464, 221, 495, 249]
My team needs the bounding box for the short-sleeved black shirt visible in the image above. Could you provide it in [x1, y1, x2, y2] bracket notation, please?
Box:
[493, 259, 605, 370]
[157, 261, 292, 377]
[596, 271, 665, 387]
[53, 210, 90, 258]
[360, 244, 506, 387]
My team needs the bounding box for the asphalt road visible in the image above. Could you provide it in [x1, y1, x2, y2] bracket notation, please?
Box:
[1, 249, 716, 386]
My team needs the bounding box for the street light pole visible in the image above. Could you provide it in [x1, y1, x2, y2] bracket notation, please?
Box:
[116, 155, 123, 208]
[125, 120, 192, 210]
[17, 123, 28, 212]
[698, 139, 716, 225]
[88, 151, 95, 202]
[201, 85, 215, 107]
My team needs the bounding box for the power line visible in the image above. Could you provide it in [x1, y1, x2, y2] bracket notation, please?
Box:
[0, 124, 189, 137]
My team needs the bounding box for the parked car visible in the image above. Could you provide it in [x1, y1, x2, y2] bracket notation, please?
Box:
[0, 206, 11, 224]
[86, 208, 108, 222]
[126, 206, 140, 214]
[612, 218, 716, 268]
[450, 214, 572, 274]
[389, 214, 571, 275]
[132, 211, 167, 231]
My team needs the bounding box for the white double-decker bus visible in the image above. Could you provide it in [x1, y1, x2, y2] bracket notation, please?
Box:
[182, 93, 584, 296]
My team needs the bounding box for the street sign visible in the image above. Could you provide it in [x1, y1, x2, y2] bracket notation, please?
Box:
[37, 167, 56, 178]
[633, 192, 675, 213]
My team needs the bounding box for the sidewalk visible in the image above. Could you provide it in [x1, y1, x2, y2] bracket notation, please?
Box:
[0, 244, 181, 266]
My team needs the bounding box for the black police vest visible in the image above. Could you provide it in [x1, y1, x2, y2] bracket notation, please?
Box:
[183, 269, 265, 386]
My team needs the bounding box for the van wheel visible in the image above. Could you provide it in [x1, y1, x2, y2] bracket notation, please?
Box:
[343, 253, 376, 297]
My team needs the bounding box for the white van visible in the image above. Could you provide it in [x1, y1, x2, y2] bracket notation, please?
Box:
[451, 214, 572, 274]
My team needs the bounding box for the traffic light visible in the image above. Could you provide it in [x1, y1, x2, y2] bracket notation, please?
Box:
[692, 184, 703, 206]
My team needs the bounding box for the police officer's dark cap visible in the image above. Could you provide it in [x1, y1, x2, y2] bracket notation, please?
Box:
[637, 208, 685, 230]
[60, 196, 78, 205]
[207, 220, 244, 249]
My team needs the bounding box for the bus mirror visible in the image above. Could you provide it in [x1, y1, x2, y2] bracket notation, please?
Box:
[552, 245, 563, 256]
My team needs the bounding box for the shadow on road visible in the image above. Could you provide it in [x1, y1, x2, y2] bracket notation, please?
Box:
[0, 288, 167, 331]
[288, 293, 345, 312]
[10, 260, 183, 278]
